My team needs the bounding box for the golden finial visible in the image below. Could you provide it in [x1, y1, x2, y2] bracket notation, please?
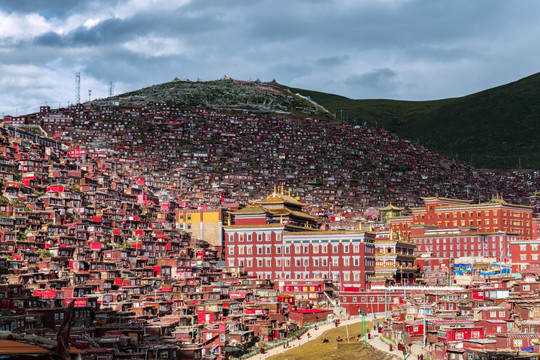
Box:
[288, 188, 291, 196]
[359, 222, 363, 231]
[281, 184, 284, 195]
[390, 228, 394, 241]
[227, 214, 231, 226]
[280, 215, 283, 224]
[369, 224, 373, 232]
[273, 184, 277, 194]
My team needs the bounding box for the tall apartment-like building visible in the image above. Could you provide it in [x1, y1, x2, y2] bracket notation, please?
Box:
[176, 208, 223, 246]
[387, 196, 533, 262]
[224, 190, 375, 290]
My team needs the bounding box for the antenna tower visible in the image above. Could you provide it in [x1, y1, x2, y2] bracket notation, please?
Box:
[88, 90, 92, 103]
[108, 81, 114, 98]
[75, 72, 81, 104]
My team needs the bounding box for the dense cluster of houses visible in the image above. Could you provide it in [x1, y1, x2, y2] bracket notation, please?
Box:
[0, 125, 325, 359]
[1, 100, 540, 359]
[3, 101, 540, 220]
[375, 275, 540, 359]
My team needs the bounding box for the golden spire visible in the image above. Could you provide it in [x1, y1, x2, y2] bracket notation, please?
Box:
[369, 223, 373, 232]
[281, 184, 284, 195]
[288, 188, 291, 196]
[359, 222, 363, 231]
[280, 215, 283, 224]
[273, 184, 277, 194]
[227, 214, 231, 226]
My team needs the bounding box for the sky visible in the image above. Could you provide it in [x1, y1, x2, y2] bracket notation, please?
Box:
[1, 0, 539, 116]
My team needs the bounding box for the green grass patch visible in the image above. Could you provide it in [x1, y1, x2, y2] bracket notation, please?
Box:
[267, 321, 391, 360]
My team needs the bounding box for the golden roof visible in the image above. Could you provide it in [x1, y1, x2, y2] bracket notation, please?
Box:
[421, 197, 473, 204]
[231, 205, 268, 215]
[379, 204, 404, 211]
[258, 192, 305, 207]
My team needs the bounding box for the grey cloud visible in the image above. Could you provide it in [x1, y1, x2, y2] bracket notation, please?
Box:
[345, 68, 398, 93]
[1, 0, 123, 18]
[2, 0, 540, 112]
[317, 56, 349, 67]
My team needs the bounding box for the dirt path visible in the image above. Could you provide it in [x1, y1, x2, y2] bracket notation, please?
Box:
[246, 316, 366, 360]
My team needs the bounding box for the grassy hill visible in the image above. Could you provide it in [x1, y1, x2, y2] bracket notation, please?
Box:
[286, 73, 540, 169]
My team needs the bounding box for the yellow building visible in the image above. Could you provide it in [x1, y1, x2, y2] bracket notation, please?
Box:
[176, 208, 223, 246]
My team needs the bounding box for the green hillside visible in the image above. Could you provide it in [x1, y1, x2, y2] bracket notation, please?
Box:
[286, 73, 540, 169]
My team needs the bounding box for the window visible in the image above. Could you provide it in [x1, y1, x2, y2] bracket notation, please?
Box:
[343, 245, 349, 253]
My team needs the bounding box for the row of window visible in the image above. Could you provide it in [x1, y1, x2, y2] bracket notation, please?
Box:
[417, 236, 508, 244]
[342, 295, 392, 303]
[227, 243, 372, 255]
[228, 256, 374, 268]
[228, 233, 278, 242]
[427, 251, 499, 258]
[419, 243, 504, 251]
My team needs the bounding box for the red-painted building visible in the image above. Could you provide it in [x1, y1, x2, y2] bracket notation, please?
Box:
[412, 229, 517, 262]
[224, 191, 375, 289]
[510, 239, 540, 273]
[437, 325, 484, 342]
[391, 196, 533, 244]
[339, 289, 405, 316]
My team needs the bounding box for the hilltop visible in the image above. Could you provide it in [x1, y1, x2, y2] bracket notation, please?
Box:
[286, 73, 540, 170]
[113, 77, 335, 121]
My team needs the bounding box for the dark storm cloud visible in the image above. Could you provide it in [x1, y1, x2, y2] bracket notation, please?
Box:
[32, 7, 228, 48]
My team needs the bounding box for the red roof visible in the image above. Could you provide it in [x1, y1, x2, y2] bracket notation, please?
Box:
[291, 309, 331, 314]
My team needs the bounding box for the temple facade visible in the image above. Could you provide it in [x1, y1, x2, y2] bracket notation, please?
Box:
[224, 190, 376, 290]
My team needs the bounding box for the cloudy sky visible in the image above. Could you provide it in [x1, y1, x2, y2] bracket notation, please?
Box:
[1, 0, 539, 115]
